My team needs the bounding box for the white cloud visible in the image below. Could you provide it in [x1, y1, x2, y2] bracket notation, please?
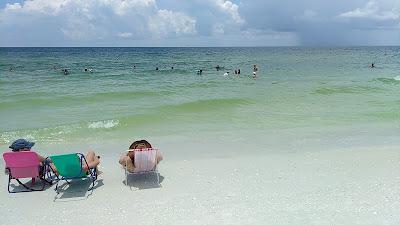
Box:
[214, 0, 244, 25]
[339, 0, 399, 21]
[0, 0, 197, 41]
[5, 0, 66, 15]
[117, 32, 133, 38]
[148, 9, 196, 38]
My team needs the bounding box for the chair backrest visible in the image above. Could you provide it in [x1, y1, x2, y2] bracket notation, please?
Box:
[3, 151, 40, 179]
[50, 153, 85, 178]
[132, 148, 157, 173]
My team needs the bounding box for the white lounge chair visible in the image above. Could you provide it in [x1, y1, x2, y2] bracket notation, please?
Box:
[124, 148, 160, 186]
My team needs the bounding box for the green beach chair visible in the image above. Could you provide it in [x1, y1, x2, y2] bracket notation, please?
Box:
[49, 153, 97, 193]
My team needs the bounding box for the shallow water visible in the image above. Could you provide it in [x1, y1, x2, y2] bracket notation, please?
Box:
[1, 47, 399, 152]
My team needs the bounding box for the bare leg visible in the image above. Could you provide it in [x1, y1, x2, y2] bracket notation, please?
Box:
[83, 151, 100, 172]
[119, 155, 135, 172]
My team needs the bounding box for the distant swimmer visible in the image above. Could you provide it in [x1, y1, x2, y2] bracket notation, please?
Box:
[156, 67, 159, 71]
[235, 70, 237, 75]
[253, 64, 258, 72]
[238, 69, 241, 75]
[223, 72, 229, 76]
[370, 63, 375, 68]
[63, 69, 69, 75]
[133, 65, 136, 69]
[171, 66, 174, 70]
[216, 65, 221, 71]
[253, 71, 257, 79]
[84, 68, 88, 72]
[89, 68, 93, 73]
[9, 66, 13, 72]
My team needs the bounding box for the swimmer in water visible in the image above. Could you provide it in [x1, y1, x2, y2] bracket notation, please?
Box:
[223, 72, 229, 76]
[253, 64, 258, 72]
[370, 63, 375, 68]
[252, 71, 257, 79]
[216, 65, 221, 71]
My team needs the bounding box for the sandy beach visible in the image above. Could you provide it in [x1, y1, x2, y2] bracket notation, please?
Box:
[1, 144, 399, 225]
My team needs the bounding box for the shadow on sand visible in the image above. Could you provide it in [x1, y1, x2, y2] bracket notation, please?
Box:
[122, 173, 164, 191]
[53, 178, 104, 201]
[8, 178, 53, 193]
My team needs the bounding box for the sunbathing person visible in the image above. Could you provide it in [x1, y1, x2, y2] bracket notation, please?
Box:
[5, 139, 47, 175]
[119, 139, 163, 172]
[50, 150, 101, 175]
[8, 139, 45, 161]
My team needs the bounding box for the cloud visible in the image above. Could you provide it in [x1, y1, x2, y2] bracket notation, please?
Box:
[0, 0, 196, 44]
[0, 0, 399, 46]
[339, 0, 399, 21]
[148, 9, 196, 38]
[117, 32, 133, 38]
[214, 0, 244, 25]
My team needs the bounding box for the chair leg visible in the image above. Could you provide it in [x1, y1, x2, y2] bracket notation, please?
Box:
[7, 174, 11, 193]
[125, 169, 128, 186]
[55, 180, 60, 194]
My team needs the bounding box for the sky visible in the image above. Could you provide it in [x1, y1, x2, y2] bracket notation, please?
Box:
[0, 0, 399, 46]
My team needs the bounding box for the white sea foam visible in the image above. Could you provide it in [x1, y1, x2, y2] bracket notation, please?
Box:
[393, 75, 400, 81]
[88, 120, 119, 129]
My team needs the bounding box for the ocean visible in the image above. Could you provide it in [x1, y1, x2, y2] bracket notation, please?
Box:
[1, 47, 399, 156]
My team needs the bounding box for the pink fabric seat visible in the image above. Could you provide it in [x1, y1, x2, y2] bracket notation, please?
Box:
[124, 148, 160, 186]
[132, 148, 157, 173]
[3, 151, 47, 193]
[3, 151, 40, 178]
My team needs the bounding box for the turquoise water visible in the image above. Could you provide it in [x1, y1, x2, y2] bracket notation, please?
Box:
[1, 47, 399, 150]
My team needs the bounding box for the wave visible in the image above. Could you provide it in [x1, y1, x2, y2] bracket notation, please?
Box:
[88, 119, 119, 129]
[313, 86, 383, 95]
[373, 76, 400, 84]
[159, 98, 253, 113]
[0, 90, 169, 108]
[0, 119, 120, 144]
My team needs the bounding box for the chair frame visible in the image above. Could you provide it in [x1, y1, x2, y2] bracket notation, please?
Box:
[124, 148, 160, 186]
[3, 151, 52, 193]
[49, 153, 97, 193]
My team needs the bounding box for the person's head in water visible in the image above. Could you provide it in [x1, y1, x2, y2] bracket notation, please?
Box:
[156, 67, 159, 70]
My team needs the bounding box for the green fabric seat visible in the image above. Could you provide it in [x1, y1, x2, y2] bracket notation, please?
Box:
[50, 154, 87, 178]
[49, 153, 97, 193]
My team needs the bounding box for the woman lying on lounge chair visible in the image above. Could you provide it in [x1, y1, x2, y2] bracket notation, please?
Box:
[50, 151, 101, 175]
[119, 140, 163, 172]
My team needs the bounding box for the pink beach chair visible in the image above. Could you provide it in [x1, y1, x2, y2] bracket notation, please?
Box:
[124, 148, 160, 186]
[3, 151, 50, 193]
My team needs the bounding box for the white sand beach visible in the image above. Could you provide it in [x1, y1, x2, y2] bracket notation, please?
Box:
[1, 144, 399, 225]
